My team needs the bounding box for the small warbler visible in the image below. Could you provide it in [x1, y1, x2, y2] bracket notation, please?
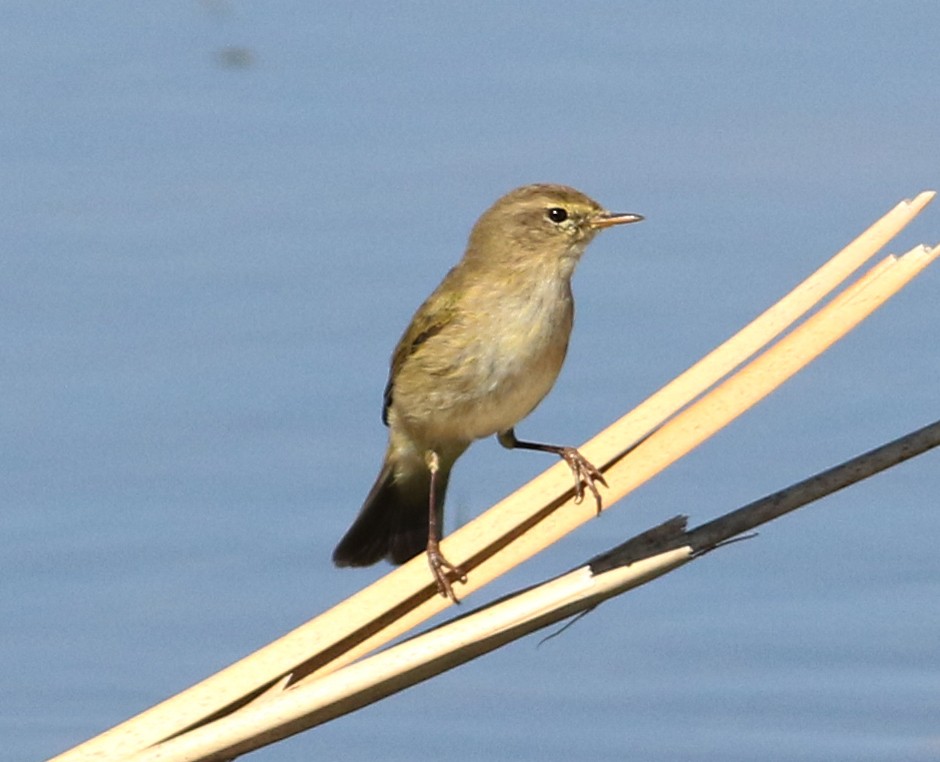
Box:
[333, 184, 643, 601]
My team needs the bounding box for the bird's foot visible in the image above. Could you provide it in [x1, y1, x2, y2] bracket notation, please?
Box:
[426, 544, 467, 603]
[558, 447, 608, 514]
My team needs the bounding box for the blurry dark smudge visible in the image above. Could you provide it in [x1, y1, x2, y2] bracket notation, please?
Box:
[214, 46, 255, 69]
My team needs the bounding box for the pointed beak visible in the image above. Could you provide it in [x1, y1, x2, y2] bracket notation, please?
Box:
[589, 211, 645, 230]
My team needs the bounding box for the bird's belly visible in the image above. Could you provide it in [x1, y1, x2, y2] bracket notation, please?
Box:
[394, 301, 571, 446]
[454, 333, 564, 438]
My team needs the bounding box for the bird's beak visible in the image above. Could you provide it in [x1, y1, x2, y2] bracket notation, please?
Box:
[590, 211, 644, 230]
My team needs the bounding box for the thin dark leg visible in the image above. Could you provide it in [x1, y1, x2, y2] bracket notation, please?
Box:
[498, 428, 608, 513]
[425, 450, 467, 603]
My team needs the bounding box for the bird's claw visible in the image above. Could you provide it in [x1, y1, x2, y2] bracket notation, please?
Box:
[427, 546, 467, 604]
[559, 447, 607, 514]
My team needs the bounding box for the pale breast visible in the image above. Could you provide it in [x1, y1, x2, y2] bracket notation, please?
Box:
[392, 275, 574, 446]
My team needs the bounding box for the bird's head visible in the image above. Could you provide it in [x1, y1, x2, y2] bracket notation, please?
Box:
[465, 184, 643, 276]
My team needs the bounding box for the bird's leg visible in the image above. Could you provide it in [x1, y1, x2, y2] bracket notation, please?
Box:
[424, 450, 467, 603]
[497, 428, 608, 514]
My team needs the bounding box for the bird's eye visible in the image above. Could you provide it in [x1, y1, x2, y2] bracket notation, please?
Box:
[546, 207, 568, 223]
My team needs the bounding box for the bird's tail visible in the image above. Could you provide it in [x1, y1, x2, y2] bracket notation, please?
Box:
[332, 450, 451, 567]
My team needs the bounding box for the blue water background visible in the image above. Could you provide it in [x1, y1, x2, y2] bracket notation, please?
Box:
[3, 3, 939, 760]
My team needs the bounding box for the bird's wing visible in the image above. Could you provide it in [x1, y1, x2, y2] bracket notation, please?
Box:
[382, 280, 461, 425]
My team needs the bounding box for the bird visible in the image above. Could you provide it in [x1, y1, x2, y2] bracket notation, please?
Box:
[332, 184, 643, 601]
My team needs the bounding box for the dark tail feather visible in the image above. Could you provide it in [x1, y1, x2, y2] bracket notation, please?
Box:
[333, 459, 449, 567]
